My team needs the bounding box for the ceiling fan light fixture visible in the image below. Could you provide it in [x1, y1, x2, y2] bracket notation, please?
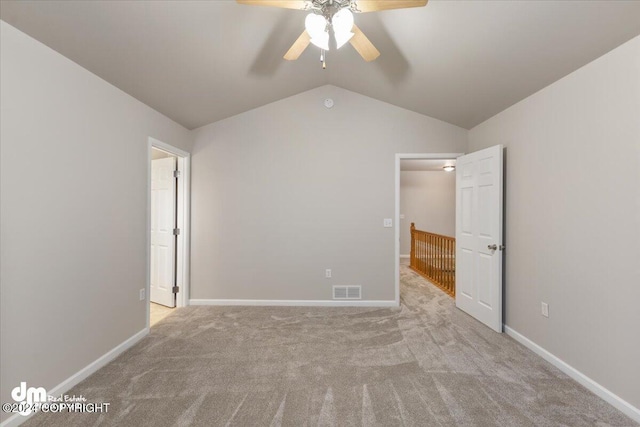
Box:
[240, 0, 430, 64]
[305, 13, 330, 50]
[332, 8, 354, 49]
[310, 32, 330, 51]
[335, 31, 354, 49]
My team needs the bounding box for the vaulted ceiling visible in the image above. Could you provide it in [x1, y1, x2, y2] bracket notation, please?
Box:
[2, 1, 640, 130]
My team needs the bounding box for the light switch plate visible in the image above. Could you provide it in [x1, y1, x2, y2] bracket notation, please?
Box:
[383, 218, 393, 228]
[400, 214, 405, 220]
[541, 302, 549, 317]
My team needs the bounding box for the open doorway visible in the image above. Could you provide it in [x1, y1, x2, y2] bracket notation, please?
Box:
[394, 153, 463, 304]
[147, 138, 190, 328]
[400, 158, 457, 296]
[395, 148, 505, 333]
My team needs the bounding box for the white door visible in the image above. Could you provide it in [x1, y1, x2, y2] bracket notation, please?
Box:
[150, 157, 177, 308]
[455, 145, 504, 332]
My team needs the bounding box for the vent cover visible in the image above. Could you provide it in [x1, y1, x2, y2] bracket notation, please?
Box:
[333, 286, 361, 300]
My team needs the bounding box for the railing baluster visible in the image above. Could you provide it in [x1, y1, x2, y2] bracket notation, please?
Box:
[420, 232, 423, 273]
[447, 239, 451, 293]
[433, 234, 437, 284]
[447, 238, 451, 293]
[440, 236, 444, 287]
[410, 223, 415, 269]
[437, 235, 440, 287]
[424, 234, 427, 273]
[441, 237, 444, 289]
[424, 233, 427, 276]
[421, 234, 424, 271]
[438, 235, 442, 286]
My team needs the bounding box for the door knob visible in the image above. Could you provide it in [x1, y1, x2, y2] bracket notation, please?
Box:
[488, 244, 497, 250]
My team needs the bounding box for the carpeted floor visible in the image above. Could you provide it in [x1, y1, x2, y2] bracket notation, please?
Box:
[25, 265, 636, 426]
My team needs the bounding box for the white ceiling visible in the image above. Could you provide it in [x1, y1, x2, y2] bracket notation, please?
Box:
[2, 1, 639, 130]
[401, 159, 456, 172]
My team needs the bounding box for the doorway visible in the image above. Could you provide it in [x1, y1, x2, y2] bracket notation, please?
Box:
[395, 147, 505, 333]
[147, 138, 190, 328]
[400, 158, 457, 293]
[395, 154, 461, 304]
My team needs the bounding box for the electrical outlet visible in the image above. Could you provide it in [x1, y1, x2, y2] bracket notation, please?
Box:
[325, 269, 332, 279]
[383, 218, 393, 228]
[541, 302, 549, 318]
[140, 288, 146, 301]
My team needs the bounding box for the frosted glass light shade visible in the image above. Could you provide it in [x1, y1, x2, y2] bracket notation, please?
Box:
[310, 31, 330, 51]
[305, 13, 329, 51]
[333, 8, 354, 49]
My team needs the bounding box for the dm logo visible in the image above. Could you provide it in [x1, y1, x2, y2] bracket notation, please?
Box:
[11, 382, 47, 416]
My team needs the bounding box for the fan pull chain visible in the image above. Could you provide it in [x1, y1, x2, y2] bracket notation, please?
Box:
[320, 49, 326, 69]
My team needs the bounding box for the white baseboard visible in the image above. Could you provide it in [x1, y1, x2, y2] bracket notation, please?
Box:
[0, 328, 149, 427]
[189, 299, 398, 307]
[504, 326, 640, 423]
[399, 254, 410, 259]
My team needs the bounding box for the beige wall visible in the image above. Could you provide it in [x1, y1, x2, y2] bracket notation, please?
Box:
[0, 21, 192, 419]
[469, 35, 640, 409]
[400, 171, 456, 255]
[190, 85, 467, 302]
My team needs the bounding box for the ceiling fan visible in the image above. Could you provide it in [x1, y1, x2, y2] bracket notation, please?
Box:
[237, 0, 428, 67]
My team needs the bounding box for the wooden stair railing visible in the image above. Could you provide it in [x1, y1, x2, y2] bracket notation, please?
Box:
[409, 222, 456, 297]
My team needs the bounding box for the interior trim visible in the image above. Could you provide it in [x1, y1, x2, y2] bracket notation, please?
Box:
[505, 326, 639, 423]
[0, 328, 149, 427]
[189, 299, 398, 307]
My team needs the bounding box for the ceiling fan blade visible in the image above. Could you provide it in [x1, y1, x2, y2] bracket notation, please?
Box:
[353, 0, 427, 13]
[349, 25, 380, 62]
[236, 0, 310, 10]
[284, 30, 311, 60]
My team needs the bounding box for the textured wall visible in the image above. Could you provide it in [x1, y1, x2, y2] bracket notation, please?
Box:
[469, 36, 640, 409]
[0, 22, 192, 420]
[190, 85, 467, 302]
[399, 171, 456, 255]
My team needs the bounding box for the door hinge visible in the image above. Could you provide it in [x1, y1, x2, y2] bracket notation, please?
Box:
[173, 170, 180, 178]
[172, 286, 179, 294]
[173, 228, 180, 236]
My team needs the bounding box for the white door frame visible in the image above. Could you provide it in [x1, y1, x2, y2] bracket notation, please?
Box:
[146, 137, 191, 326]
[394, 153, 464, 305]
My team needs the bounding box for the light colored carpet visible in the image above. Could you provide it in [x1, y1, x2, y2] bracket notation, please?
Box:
[25, 265, 636, 426]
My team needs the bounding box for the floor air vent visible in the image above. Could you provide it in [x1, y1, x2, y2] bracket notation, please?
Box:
[333, 286, 361, 300]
